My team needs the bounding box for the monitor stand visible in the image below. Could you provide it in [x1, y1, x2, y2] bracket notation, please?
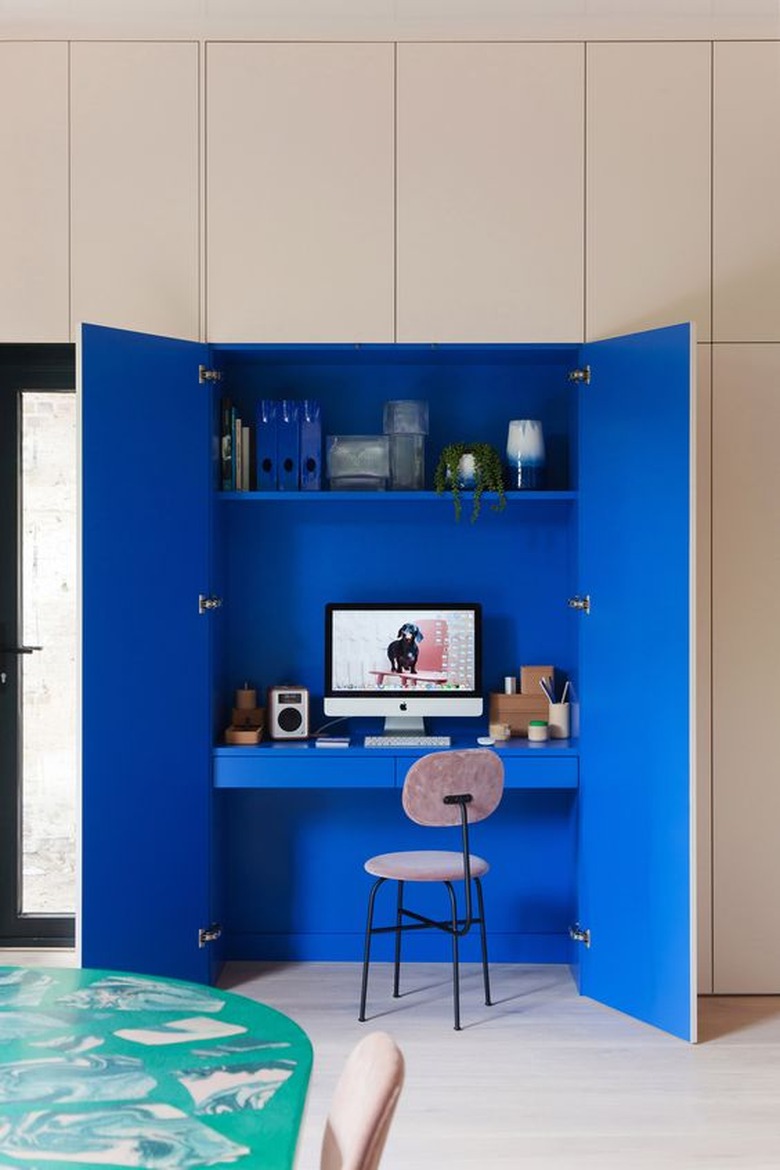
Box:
[382, 714, 427, 736]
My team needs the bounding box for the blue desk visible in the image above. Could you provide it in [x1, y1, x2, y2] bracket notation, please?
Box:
[0, 966, 312, 1170]
[213, 737, 579, 790]
[213, 740, 579, 965]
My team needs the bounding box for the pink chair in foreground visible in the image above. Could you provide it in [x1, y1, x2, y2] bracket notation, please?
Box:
[321, 1031, 405, 1170]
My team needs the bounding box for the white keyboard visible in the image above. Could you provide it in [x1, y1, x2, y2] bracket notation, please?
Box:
[363, 735, 451, 748]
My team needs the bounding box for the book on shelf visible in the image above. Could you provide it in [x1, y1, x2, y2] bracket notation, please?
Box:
[241, 423, 251, 491]
[235, 415, 243, 492]
[220, 398, 234, 491]
[220, 400, 255, 492]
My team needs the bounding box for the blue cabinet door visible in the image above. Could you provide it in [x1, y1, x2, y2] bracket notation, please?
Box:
[577, 323, 695, 1040]
[81, 323, 215, 982]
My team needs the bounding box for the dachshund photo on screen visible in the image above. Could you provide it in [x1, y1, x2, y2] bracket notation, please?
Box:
[387, 623, 424, 674]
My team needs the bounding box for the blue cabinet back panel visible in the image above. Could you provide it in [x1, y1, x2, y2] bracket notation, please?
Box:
[216, 346, 579, 491]
[219, 498, 578, 736]
[221, 787, 577, 962]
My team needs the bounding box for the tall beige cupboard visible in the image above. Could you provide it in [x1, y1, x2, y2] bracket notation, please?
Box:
[586, 41, 711, 342]
[205, 42, 395, 342]
[70, 42, 200, 341]
[0, 43, 69, 342]
[396, 42, 584, 343]
[712, 42, 780, 991]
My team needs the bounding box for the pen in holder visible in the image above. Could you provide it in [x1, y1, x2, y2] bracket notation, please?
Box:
[548, 702, 570, 739]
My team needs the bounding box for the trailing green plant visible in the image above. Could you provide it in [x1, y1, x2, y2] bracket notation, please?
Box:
[434, 442, 506, 523]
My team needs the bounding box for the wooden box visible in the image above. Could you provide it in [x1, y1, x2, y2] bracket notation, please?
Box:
[520, 665, 556, 695]
[224, 724, 263, 745]
[489, 693, 548, 737]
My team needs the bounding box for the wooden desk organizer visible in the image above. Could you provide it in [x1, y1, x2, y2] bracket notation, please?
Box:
[489, 693, 548, 737]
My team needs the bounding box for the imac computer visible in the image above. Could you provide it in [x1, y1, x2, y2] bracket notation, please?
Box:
[324, 602, 482, 742]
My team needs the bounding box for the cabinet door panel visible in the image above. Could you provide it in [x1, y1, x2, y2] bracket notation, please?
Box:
[397, 42, 584, 343]
[71, 43, 200, 340]
[586, 42, 711, 342]
[206, 43, 394, 342]
[712, 345, 780, 991]
[578, 323, 695, 1040]
[81, 324, 213, 981]
[0, 43, 69, 342]
[695, 342, 713, 995]
[713, 43, 780, 341]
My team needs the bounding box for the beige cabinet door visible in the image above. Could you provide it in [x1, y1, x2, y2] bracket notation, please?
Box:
[713, 43, 780, 342]
[0, 43, 69, 342]
[712, 344, 780, 992]
[397, 43, 584, 343]
[70, 42, 200, 340]
[206, 43, 394, 343]
[695, 342, 713, 995]
[586, 42, 711, 342]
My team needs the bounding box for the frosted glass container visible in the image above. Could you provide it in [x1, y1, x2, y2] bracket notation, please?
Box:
[326, 435, 389, 489]
[382, 399, 429, 435]
[388, 433, 425, 490]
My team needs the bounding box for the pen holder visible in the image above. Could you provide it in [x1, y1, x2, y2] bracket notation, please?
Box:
[548, 702, 570, 739]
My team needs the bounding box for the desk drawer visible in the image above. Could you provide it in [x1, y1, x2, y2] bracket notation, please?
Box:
[214, 752, 394, 789]
[392, 754, 578, 790]
[502, 755, 578, 789]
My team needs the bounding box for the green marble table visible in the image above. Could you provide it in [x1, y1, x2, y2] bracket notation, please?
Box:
[0, 966, 313, 1169]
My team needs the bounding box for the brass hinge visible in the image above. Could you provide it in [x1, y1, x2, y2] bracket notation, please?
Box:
[568, 364, 591, 385]
[199, 365, 223, 384]
[569, 923, 591, 948]
[567, 594, 590, 615]
[198, 923, 223, 948]
[198, 594, 223, 614]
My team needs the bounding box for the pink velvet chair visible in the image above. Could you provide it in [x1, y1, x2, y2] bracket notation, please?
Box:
[321, 1031, 404, 1170]
[358, 748, 504, 1031]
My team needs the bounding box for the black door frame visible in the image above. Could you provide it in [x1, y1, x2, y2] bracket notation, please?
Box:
[0, 343, 76, 945]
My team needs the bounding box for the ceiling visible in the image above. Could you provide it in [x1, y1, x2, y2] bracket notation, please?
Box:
[1, 0, 780, 40]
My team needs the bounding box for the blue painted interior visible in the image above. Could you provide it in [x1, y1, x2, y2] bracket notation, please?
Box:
[80, 324, 693, 1040]
[216, 344, 579, 491]
[221, 787, 577, 963]
[219, 497, 578, 735]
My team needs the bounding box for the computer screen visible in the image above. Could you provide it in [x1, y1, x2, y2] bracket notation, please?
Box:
[324, 602, 483, 733]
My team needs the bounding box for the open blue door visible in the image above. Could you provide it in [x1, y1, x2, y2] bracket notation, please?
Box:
[576, 322, 696, 1040]
[81, 323, 216, 982]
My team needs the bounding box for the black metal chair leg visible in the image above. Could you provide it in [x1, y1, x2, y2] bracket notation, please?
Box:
[475, 876, 492, 1006]
[444, 881, 461, 1031]
[392, 880, 404, 998]
[359, 877, 385, 1022]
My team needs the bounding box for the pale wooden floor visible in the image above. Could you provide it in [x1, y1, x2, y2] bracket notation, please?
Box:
[219, 961, 780, 1170]
[4, 952, 780, 1167]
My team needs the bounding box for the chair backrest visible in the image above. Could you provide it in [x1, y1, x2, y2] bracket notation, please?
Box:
[321, 1031, 405, 1170]
[402, 748, 504, 827]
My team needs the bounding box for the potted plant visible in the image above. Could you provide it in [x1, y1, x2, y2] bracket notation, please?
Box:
[434, 442, 506, 523]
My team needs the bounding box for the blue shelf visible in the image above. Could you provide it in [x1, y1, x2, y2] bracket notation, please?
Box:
[218, 489, 578, 502]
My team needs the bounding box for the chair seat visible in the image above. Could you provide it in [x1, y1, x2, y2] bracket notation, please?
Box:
[365, 850, 489, 882]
